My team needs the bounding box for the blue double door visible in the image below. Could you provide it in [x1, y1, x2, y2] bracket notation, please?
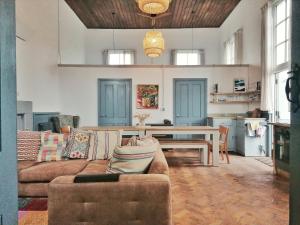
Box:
[98, 79, 132, 126]
[174, 79, 207, 126]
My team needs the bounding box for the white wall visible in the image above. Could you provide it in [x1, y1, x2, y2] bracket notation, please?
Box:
[16, 0, 61, 112]
[59, 0, 85, 64]
[84, 28, 221, 65]
[58, 65, 259, 126]
[220, 0, 267, 81]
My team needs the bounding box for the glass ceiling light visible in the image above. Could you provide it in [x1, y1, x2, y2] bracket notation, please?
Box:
[143, 30, 165, 58]
[137, 0, 172, 15]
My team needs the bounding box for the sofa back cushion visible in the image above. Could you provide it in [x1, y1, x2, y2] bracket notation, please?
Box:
[88, 130, 122, 160]
[63, 129, 90, 159]
[106, 144, 157, 174]
[37, 133, 68, 162]
[17, 131, 42, 161]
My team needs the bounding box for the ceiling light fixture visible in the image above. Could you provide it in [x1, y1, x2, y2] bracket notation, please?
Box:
[136, 0, 172, 15]
[143, 30, 165, 58]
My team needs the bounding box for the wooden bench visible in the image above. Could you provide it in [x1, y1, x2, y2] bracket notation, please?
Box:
[158, 140, 208, 166]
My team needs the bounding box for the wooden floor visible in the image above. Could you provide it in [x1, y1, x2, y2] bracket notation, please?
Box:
[165, 150, 289, 225]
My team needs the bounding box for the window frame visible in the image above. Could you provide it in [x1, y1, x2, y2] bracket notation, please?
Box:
[273, 0, 291, 72]
[171, 49, 205, 66]
[103, 49, 136, 65]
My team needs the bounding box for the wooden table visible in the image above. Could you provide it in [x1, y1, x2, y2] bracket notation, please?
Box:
[145, 126, 220, 166]
[83, 125, 220, 166]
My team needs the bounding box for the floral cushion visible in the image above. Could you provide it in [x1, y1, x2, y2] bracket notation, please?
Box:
[63, 129, 90, 159]
[36, 132, 68, 162]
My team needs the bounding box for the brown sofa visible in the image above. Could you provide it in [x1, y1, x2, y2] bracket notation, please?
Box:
[48, 149, 172, 225]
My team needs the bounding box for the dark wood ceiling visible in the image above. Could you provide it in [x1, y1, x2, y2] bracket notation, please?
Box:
[65, 0, 241, 29]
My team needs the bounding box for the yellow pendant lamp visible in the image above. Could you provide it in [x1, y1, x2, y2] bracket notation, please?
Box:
[137, 0, 172, 15]
[143, 30, 165, 58]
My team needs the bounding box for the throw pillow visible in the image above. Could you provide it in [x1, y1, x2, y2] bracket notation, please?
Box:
[17, 131, 42, 161]
[61, 126, 71, 134]
[136, 136, 158, 146]
[36, 132, 68, 162]
[63, 129, 90, 159]
[106, 144, 157, 174]
[126, 136, 138, 146]
[88, 130, 122, 160]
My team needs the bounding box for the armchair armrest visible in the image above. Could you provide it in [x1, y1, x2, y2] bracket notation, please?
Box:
[48, 174, 172, 225]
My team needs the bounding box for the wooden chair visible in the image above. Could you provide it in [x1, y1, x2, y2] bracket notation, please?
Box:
[207, 125, 230, 164]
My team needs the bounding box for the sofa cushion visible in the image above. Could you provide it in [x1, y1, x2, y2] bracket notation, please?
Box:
[37, 133, 68, 162]
[17, 131, 42, 161]
[18, 161, 39, 171]
[106, 144, 157, 174]
[78, 160, 108, 175]
[88, 130, 122, 160]
[63, 129, 90, 159]
[19, 160, 88, 182]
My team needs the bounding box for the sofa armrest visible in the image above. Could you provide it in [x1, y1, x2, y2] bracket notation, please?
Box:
[48, 174, 172, 225]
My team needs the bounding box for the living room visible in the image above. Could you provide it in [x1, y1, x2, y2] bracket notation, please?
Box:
[1, 0, 300, 225]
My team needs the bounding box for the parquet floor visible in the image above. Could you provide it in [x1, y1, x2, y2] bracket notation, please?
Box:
[165, 150, 289, 225]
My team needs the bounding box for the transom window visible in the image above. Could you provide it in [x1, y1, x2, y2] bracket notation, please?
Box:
[104, 50, 135, 65]
[274, 0, 290, 68]
[172, 50, 205, 66]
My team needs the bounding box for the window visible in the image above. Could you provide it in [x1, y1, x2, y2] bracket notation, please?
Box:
[274, 70, 290, 123]
[224, 28, 243, 64]
[274, 0, 290, 68]
[172, 50, 205, 65]
[104, 50, 135, 65]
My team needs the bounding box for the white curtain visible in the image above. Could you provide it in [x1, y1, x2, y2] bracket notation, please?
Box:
[260, 1, 274, 111]
[223, 29, 243, 64]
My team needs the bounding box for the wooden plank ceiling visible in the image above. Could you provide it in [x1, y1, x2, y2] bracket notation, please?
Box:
[65, 0, 241, 29]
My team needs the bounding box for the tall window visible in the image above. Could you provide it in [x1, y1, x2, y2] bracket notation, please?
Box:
[274, 0, 290, 68]
[272, 0, 291, 123]
[172, 50, 205, 65]
[104, 50, 135, 65]
[274, 70, 290, 123]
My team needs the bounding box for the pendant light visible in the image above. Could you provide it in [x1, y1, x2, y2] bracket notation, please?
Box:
[136, 0, 172, 15]
[143, 30, 165, 58]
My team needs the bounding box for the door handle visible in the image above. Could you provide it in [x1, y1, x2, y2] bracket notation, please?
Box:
[286, 64, 300, 113]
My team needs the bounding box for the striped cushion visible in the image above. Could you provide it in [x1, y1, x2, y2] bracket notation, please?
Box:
[37, 133, 68, 162]
[106, 144, 157, 174]
[88, 130, 122, 160]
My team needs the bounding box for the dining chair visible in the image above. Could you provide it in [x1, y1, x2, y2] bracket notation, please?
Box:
[207, 125, 230, 164]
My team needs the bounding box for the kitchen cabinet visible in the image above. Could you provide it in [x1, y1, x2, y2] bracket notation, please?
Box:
[208, 117, 267, 156]
[236, 118, 267, 156]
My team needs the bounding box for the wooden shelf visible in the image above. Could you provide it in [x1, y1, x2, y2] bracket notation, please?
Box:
[210, 101, 260, 104]
[210, 91, 261, 96]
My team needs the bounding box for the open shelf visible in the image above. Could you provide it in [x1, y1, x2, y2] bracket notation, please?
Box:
[209, 100, 260, 104]
[210, 91, 261, 95]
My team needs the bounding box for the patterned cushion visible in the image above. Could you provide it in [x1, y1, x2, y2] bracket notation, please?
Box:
[17, 131, 42, 161]
[63, 129, 90, 159]
[36, 133, 68, 162]
[88, 130, 122, 160]
[58, 115, 74, 128]
[106, 144, 157, 174]
[126, 136, 138, 146]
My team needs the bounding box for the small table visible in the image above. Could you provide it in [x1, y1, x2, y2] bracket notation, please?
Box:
[146, 126, 220, 166]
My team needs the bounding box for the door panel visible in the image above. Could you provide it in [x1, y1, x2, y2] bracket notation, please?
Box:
[174, 79, 207, 139]
[98, 80, 131, 126]
[174, 79, 207, 126]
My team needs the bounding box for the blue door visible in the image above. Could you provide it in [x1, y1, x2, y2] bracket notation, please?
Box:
[98, 79, 132, 126]
[174, 79, 207, 126]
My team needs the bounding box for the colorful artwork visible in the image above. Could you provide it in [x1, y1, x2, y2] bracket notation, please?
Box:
[137, 85, 159, 109]
[234, 79, 246, 92]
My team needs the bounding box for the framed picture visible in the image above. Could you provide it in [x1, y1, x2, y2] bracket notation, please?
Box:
[136, 85, 159, 109]
[234, 79, 246, 92]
